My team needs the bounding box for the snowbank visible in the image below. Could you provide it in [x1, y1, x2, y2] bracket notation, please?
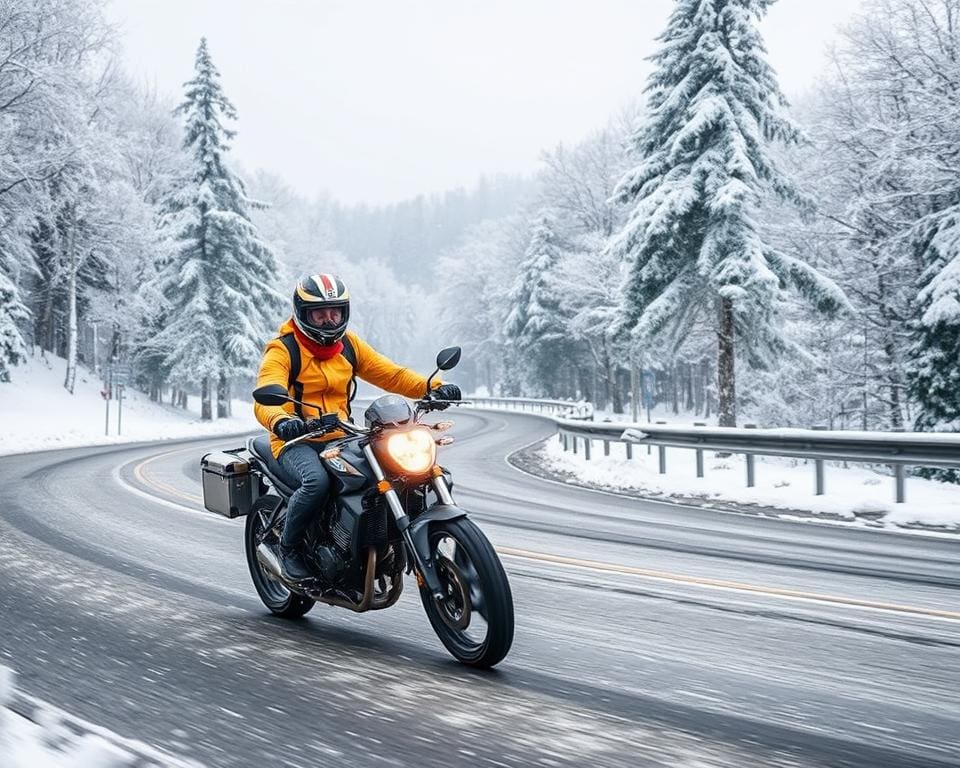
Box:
[0, 666, 135, 767]
[534, 437, 960, 533]
[0, 353, 258, 457]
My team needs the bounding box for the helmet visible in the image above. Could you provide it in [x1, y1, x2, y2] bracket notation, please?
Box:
[292, 273, 350, 345]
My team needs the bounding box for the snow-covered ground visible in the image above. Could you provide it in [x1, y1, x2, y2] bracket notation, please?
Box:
[0, 666, 186, 768]
[0, 353, 258, 457]
[531, 436, 960, 533]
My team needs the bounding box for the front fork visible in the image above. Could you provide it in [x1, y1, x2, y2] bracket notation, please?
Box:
[362, 444, 449, 600]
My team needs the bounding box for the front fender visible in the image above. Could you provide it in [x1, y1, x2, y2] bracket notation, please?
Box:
[408, 503, 469, 593]
[409, 503, 468, 559]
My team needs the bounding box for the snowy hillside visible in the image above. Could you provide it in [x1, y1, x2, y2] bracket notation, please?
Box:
[0, 353, 257, 457]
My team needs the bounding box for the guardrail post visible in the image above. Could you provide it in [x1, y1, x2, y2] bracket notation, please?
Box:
[744, 424, 756, 487]
[584, 438, 592, 461]
[694, 422, 705, 478]
[894, 464, 906, 503]
[658, 445, 666, 474]
[572, 436, 578, 455]
[603, 440, 610, 457]
[625, 442, 633, 460]
[812, 425, 827, 495]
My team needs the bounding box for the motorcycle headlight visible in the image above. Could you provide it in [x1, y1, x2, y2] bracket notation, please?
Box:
[382, 427, 437, 475]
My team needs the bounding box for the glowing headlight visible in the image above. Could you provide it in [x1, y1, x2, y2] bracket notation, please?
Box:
[383, 427, 437, 475]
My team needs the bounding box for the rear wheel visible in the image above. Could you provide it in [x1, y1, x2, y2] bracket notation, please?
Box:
[244, 499, 314, 619]
[418, 517, 514, 668]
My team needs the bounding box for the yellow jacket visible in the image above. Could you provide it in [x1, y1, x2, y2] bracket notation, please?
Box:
[254, 319, 435, 458]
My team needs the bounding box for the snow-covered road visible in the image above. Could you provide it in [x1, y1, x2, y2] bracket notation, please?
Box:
[0, 409, 958, 767]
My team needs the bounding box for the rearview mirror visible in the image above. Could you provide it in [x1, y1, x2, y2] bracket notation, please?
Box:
[252, 384, 291, 407]
[436, 346, 461, 371]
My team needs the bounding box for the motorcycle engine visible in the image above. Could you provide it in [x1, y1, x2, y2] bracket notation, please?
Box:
[312, 542, 348, 585]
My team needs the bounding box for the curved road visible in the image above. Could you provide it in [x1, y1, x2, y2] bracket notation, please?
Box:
[0, 409, 958, 767]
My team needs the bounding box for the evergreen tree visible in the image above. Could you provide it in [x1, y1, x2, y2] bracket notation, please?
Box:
[504, 215, 568, 396]
[0, 267, 29, 382]
[152, 38, 283, 419]
[909, 214, 960, 481]
[0, 207, 33, 382]
[609, 0, 847, 425]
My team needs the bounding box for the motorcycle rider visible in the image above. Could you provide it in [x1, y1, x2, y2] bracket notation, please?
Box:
[254, 273, 462, 583]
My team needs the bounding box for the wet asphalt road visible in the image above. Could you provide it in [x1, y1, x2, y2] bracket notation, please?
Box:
[0, 408, 958, 767]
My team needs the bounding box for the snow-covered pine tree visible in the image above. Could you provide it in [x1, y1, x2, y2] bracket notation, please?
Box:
[0, 267, 29, 383]
[154, 38, 283, 419]
[504, 215, 568, 396]
[609, 0, 848, 426]
[0, 205, 33, 382]
[909, 215, 960, 481]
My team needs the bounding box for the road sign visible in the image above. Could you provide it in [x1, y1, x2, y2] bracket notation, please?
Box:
[109, 363, 132, 385]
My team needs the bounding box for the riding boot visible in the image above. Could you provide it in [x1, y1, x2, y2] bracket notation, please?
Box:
[278, 544, 313, 583]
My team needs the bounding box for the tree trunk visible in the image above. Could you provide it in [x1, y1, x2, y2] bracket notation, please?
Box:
[888, 382, 904, 431]
[671, 365, 679, 415]
[201, 377, 212, 420]
[717, 297, 737, 427]
[602, 341, 622, 414]
[91, 322, 99, 376]
[40, 277, 56, 354]
[883, 339, 904, 431]
[63, 212, 78, 394]
[694, 359, 705, 415]
[217, 372, 231, 418]
[577, 366, 592, 404]
[703, 358, 712, 420]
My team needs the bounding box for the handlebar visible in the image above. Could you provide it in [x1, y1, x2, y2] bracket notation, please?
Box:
[278, 400, 468, 453]
[415, 398, 471, 412]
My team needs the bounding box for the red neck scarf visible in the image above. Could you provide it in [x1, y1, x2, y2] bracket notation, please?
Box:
[293, 326, 344, 360]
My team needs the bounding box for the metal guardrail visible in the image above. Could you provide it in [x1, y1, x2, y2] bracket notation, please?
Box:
[468, 396, 594, 420]
[467, 398, 960, 504]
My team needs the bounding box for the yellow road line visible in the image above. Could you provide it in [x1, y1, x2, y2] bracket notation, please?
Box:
[128, 446, 960, 624]
[132, 447, 203, 505]
[498, 547, 960, 622]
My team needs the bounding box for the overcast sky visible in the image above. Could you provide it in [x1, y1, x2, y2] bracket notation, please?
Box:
[107, 0, 865, 205]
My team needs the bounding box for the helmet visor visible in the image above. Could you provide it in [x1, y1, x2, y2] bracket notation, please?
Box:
[306, 306, 344, 329]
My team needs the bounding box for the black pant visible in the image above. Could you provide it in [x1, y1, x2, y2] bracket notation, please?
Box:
[277, 443, 332, 548]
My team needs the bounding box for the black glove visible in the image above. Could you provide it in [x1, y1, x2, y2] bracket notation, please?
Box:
[274, 417, 307, 442]
[434, 383, 462, 401]
[304, 414, 338, 433]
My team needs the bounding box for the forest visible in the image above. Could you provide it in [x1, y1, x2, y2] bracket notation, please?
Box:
[1, 0, 958, 463]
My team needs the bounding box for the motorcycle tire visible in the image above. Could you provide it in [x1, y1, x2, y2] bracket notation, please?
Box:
[418, 517, 514, 668]
[244, 501, 314, 619]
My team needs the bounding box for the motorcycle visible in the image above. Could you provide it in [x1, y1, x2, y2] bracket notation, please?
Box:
[200, 346, 514, 668]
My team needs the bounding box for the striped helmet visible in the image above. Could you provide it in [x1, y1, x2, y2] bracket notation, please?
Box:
[292, 273, 350, 346]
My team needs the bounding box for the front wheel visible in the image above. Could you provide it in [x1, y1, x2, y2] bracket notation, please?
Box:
[244, 501, 314, 619]
[418, 517, 514, 668]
